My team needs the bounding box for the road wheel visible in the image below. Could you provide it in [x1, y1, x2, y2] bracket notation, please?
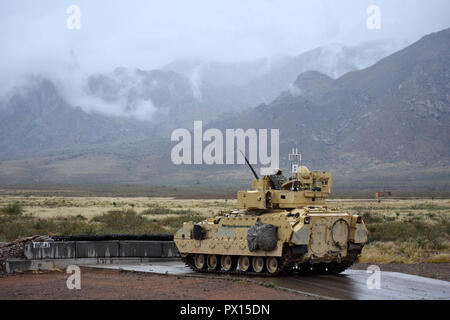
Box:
[194, 254, 206, 270]
[266, 257, 279, 274]
[207, 255, 219, 270]
[252, 256, 265, 273]
[238, 256, 251, 272]
[221, 255, 236, 272]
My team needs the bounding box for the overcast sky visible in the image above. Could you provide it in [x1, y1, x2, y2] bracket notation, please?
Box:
[1, 0, 449, 78]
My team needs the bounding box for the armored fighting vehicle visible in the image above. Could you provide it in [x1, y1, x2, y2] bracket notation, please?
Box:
[174, 149, 368, 276]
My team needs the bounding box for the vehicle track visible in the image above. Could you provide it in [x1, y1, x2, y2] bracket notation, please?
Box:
[181, 248, 359, 277]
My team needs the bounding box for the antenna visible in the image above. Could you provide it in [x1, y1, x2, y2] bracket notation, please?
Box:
[288, 148, 301, 178]
[299, 126, 303, 167]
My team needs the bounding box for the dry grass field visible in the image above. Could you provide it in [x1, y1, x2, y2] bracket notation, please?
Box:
[0, 195, 449, 264]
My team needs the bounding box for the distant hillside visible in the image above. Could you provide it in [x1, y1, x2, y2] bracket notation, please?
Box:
[0, 31, 448, 186]
[0, 77, 155, 157]
[143, 29, 450, 186]
[210, 29, 450, 180]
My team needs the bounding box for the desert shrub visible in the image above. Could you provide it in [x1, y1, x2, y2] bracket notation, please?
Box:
[0, 214, 29, 241]
[359, 241, 450, 264]
[0, 202, 24, 216]
[361, 211, 384, 223]
[0, 214, 95, 241]
[408, 203, 450, 210]
[91, 209, 148, 233]
[91, 209, 170, 234]
[0, 207, 202, 241]
[141, 207, 197, 216]
[32, 217, 96, 236]
[426, 212, 436, 219]
[367, 219, 448, 249]
[158, 214, 205, 233]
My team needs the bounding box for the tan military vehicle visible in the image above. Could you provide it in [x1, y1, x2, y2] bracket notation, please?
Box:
[174, 149, 368, 276]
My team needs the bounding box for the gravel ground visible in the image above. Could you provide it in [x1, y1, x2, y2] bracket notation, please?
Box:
[0, 268, 318, 300]
[1, 263, 447, 300]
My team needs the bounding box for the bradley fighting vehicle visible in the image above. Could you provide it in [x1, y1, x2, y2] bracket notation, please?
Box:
[174, 149, 368, 276]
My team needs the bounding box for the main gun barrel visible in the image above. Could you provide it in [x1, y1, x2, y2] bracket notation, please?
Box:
[239, 149, 259, 180]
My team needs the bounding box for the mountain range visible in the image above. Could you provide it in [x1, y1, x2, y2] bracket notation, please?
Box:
[0, 31, 448, 187]
[164, 40, 406, 109]
[214, 29, 450, 182]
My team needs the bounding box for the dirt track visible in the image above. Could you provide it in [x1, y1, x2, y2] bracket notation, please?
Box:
[0, 268, 318, 300]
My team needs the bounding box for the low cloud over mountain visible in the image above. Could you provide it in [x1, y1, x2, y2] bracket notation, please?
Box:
[0, 30, 448, 185]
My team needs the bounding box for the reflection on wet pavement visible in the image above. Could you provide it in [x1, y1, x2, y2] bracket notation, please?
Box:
[264, 270, 450, 300]
[83, 260, 194, 275]
[82, 260, 450, 300]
